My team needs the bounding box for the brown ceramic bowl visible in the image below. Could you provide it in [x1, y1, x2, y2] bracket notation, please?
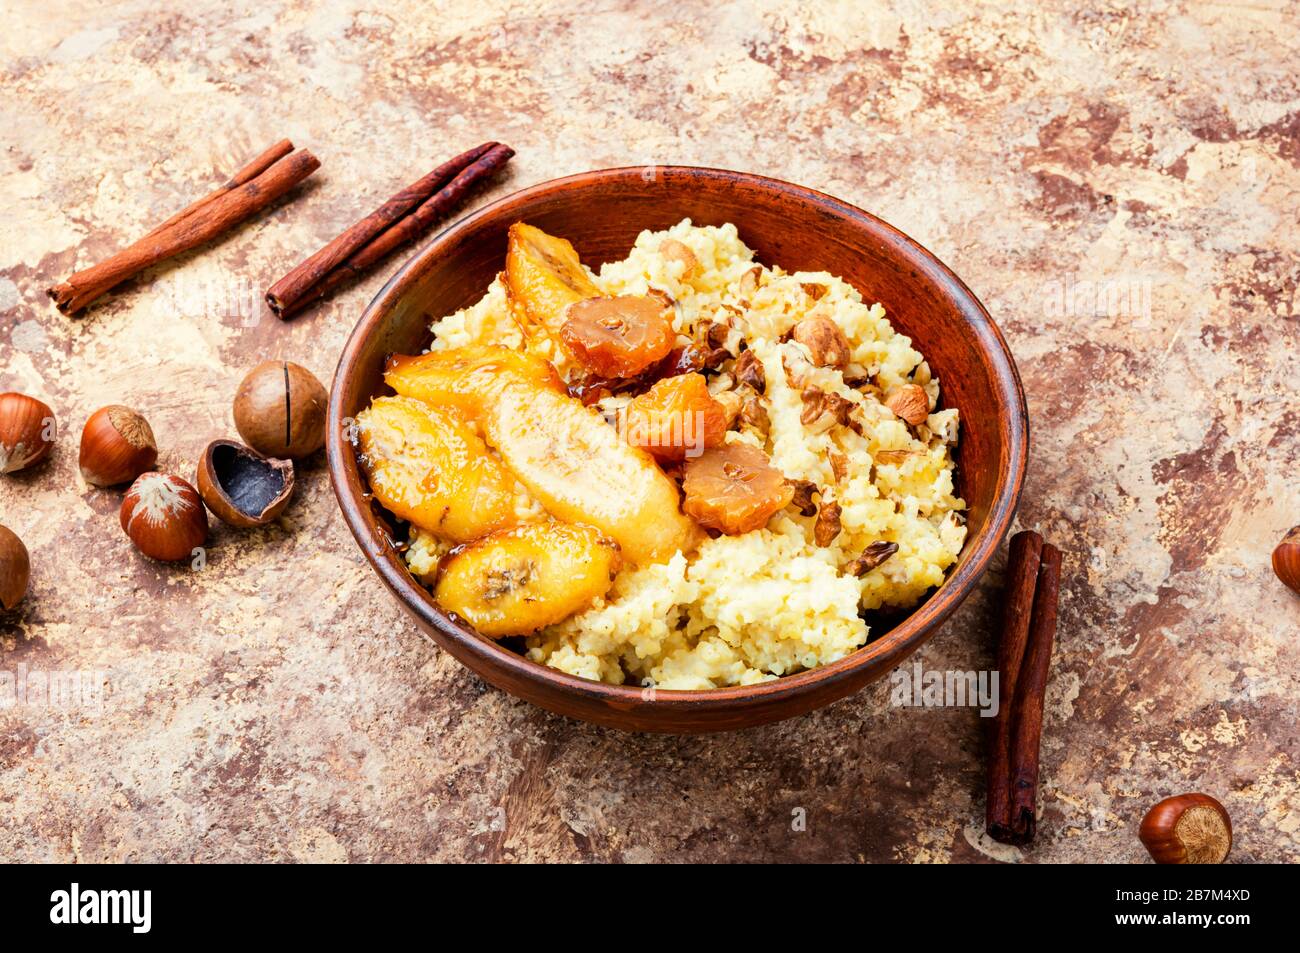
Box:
[328, 167, 1028, 733]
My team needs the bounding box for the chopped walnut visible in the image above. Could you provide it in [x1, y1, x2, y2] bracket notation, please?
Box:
[814, 500, 842, 547]
[739, 396, 770, 432]
[828, 451, 849, 483]
[781, 348, 816, 389]
[646, 287, 675, 309]
[845, 541, 899, 577]
[738, 265, 762, 299]
[734, 350, 766, 393]
[800, 388, 855, 429]
[790, 315, 851, 368]
[788, 479, 818, 517]
[801, 282, 829, 301]
[874, 448, 917, 466]
[713, 390, 743, 429]
[659, 239, 698, 276]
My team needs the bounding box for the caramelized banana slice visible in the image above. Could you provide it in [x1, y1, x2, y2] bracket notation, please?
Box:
[356, 396, 529, 542]
[435, 521, 620, 637]
[483, 379, 704, 564]
[385, 345, 563, 419]
[505, 223, 600, 346]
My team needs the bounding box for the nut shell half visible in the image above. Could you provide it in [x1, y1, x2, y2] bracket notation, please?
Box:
[196, 438, 295, 528]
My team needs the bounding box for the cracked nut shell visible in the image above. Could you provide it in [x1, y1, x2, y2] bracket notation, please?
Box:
[196, 438, 294, 528]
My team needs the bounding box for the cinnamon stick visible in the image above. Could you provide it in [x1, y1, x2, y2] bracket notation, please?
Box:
[986, 531, 1061, 846]
[265, 141, 497, 317]
[143, 139, 295, 239]
[267, 142, 514, 320]
[48, 143, 319, 315]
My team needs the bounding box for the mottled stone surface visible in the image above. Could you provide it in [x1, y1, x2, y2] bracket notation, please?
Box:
[1, 0, 1297, 863]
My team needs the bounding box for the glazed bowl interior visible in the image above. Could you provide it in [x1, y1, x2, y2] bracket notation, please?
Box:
[329, 167, 1027, 732]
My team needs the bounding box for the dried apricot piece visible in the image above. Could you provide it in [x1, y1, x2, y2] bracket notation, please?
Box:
[435, 521, 620, 637]
[560, 295, 676, 378]
[625, 373, 728, 462]
[682, 442, 794, 535]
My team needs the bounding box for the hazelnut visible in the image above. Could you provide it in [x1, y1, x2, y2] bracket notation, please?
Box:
[1272, 526, 1300, 595]
[738, 265, 762, 300]
[790, 315, 851, 368]
[233, 361, 328, 459]
[884, 384, 930, 426]
[0, 392, 55, 474]
[0, 524, 29, 610]
[196, 439, 294, 528]
[79, 405, 158, 486]
[658, 239, 698, 276]
[120, 472, 208, 562]
[1139, 793, 1232, 864]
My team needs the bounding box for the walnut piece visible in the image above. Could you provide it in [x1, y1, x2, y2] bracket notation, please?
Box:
[734, 350, 766, 393]
[874, 448, 917, 466]
[814, 500, 842, 546]
[659, 239, 698, 276]
[845, 541, 899, 577]
[713, 390, 743, 429]
[739, 396, 770, 432]
[790, 315, 851, 368]
[788, 479, 818, 516]
[884, 384, 930, 426]
[828, 451, 849, 483]
[800, 388, 855, 428]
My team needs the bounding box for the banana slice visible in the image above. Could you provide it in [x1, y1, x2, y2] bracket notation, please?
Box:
[435, 521, 620, 637]
[384, 345, 563, 419]
[481, 377, 704, 565]
[505, 223, 600, 348]
[356, 395, 531, 542]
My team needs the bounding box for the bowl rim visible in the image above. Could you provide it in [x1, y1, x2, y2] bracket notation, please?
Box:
[327, 165, 1028, 715]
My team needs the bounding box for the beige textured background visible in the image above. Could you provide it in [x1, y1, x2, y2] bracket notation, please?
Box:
[1, 0, 1297, 863]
